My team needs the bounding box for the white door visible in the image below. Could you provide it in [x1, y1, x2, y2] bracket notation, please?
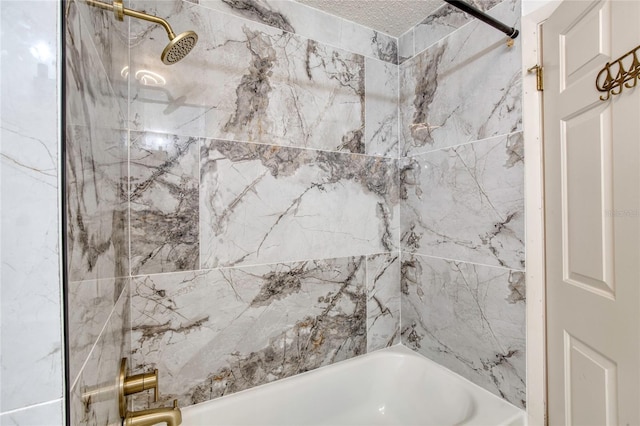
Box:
[543, 0, 640, 424]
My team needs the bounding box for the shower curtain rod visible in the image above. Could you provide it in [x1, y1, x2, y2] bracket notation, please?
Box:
[443, 0, 519, 39]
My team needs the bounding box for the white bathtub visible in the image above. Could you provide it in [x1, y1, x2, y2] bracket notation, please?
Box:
[181, 345, 525, 426]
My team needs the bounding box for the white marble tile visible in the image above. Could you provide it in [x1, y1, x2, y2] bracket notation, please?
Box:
[401, 254, 526, 408]
[339, 19, 398, 65]
[401, 133, 524, 270]
[0, 0, 63, 412]
[193, 0, 397, 64]
[130, 256, 366, 408]
[400, 0, 521, 156]
[129, 131, 200, 275]
[398, 28, 414, 64]
[0, 400, 63, 426]
[196, 0, 343, 50]
[70, 0, 130, 117]
[70, 286, 130, 426]
[129, 1, 365, 154]
[68, 277, 128, 387]
[200, 139, 399, 269]
[413, 0, 506, 55]
[365, 58, 399, 158]
[65, 0, 126, 130]
[66, 125, 129, 281]
[366, 253, 400, 352]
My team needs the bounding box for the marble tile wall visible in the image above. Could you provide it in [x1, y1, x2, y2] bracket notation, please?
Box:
[65, 0, 131, 424]
[398, 0, 509, 64]
[130, 257, 366, 407]
[123, 0, 401, 411]
[63, 0, 528, 418]
[399, 0, 525, 409]
[401, 254, 526, 407]
[0, 0, 64, 423]
[190, 0, 398, 64]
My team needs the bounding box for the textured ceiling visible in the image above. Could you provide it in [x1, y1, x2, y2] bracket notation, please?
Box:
[295, 0, 445, 37]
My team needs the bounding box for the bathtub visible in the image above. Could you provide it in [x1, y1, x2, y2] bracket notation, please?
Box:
[181, 345, 525, 426]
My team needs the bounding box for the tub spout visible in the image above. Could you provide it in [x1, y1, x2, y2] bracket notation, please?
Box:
[124, 399, 182, 426]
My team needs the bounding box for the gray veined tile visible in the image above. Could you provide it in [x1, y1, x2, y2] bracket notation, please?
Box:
[401, 133, 524, 270]
[200, 139, 399, 269]
[66, 125, 129, 282]
[130, 257, 366, 409]
[365, 58, 399, 158]
[69, 0, 130, 116]
[400, 254, 526, 408]
[129, 131, 200, 275]
[413, 0, 506, 55]
[194, 0, 397, 64]
[366, 253, 400, 352]
[339, 20, 398, 65]
[399, 0, 521, 156]
[398, 28, 414, 64]
[129, 0, 365, 154]
[68, 276, 128, 387]
[65, 0, 126, 130]
[70, 284, 130, 426]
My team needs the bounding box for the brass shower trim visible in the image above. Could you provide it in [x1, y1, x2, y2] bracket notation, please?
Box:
[85, 0, 198, 64]
[118, 358, 159, 418]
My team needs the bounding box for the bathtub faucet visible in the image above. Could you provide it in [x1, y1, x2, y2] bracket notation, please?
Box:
[124, 399, 182, 426]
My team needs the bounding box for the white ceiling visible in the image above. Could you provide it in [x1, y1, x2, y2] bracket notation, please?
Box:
[295, 0, 445, 37]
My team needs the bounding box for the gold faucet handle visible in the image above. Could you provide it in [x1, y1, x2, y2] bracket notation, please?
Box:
[124, 368, 159, 402]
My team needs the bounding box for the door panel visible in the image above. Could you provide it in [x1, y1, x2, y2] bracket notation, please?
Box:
[562, 103, 614, 299]
[564, 331, 618, 426]
[543, 0, 640, 424]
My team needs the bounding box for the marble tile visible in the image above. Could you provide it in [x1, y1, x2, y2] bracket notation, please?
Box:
[130, 256, 366, 408]
[70, 285, 130, 426]
[196, 0, 342, 49]
[414, 0, 506, 55]
[0, 400, 63, 426]
[194, 0, 397, 64]
[398, 28, 414, 64]
[70, 0, 130, 117]
[399, 0, 521, 156]
[401, 254, 526, 408]
[200, 139, 399, 268]
[339, 19, 398, 65]
[129, 131, 200, 275]
[66, 125, 129, 281]
[366, 253, 400, 352]
[65, 0, 126, 130]
[401, 133, 524, 270]
[0, 0, 63, 412]
[68, 277, 128, 386]
[365, 58, 399, 158]
[129, 0, 365, 154]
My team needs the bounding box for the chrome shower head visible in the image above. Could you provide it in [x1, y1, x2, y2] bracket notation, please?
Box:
[86, 0, 198, 65]
[162, 31, 198, 65]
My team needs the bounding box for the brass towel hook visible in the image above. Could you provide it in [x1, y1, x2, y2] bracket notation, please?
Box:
[596, 44, 640, 101]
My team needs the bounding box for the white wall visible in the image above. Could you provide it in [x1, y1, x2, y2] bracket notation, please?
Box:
[0, 1, 64, 424]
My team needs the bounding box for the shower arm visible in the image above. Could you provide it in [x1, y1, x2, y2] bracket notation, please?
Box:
[85, 0, 177, 39]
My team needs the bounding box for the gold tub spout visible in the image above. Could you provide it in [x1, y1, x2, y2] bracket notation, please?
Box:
[124, 399, 182, 426]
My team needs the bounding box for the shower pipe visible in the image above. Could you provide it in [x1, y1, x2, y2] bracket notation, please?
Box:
[443, 0, 519, 39]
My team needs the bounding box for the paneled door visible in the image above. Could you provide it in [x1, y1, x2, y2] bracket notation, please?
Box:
[543, 0, 640, 424]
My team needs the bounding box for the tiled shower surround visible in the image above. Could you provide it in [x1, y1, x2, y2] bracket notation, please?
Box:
[66, 0, 524, 422]
[399, 0, 526, 408]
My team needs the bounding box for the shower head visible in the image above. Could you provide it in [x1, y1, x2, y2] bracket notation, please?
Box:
[86, 0, 198, 65]
[162, 31, 198, 65]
